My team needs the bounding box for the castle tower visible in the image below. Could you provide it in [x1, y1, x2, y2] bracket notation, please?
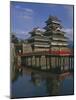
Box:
[44, 16, 69, 54]
[28, 27, 50, 52]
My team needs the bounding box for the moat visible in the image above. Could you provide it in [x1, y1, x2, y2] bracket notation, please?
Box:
[11, 64, 74, 98]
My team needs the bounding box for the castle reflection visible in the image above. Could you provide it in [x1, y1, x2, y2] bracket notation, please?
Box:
[11, 63, 74, 98]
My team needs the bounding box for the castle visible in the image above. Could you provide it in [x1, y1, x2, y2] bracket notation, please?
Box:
[22, 16, 72, 55]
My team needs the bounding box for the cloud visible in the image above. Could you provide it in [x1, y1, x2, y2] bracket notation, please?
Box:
[14, 5, 33, 13]
[13, 4, 34, 20]
[62, 28, 73, 41]
[19, 15, 32, 20]
[16, 7, 34, 20]
[24, 8, 33, 13]
[14, 30, 30, 39]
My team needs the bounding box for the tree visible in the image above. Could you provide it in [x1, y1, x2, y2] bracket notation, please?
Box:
[11, 34, 18, 43]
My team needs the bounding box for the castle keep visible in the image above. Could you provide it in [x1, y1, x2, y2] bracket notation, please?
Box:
[25, 16, 71, 55]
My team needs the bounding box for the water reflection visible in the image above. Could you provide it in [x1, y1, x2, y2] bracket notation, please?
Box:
[11, 63, 74, 98]
[46, 77, 62, 96]
[11, 63, 23, 82]
[31, 71, 61, 96]
[31, 72, 42, 86]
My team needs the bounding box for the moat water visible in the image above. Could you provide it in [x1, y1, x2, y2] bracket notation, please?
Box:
[11, 65, 74, 98]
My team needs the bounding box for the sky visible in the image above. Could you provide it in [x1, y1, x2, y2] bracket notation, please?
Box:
[10, 1, 74, 42]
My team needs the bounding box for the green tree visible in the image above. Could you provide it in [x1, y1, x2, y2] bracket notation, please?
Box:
[11, 34, 18, 43]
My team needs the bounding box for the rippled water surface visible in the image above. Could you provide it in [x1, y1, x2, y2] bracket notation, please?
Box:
[11, 66, 74, 98]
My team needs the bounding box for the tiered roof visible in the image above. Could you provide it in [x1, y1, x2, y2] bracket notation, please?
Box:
[44, 15, 68, 46]
[28, 16, 70, 53]
[29, 28, 50, 48]
[29, 27, 44, 36]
